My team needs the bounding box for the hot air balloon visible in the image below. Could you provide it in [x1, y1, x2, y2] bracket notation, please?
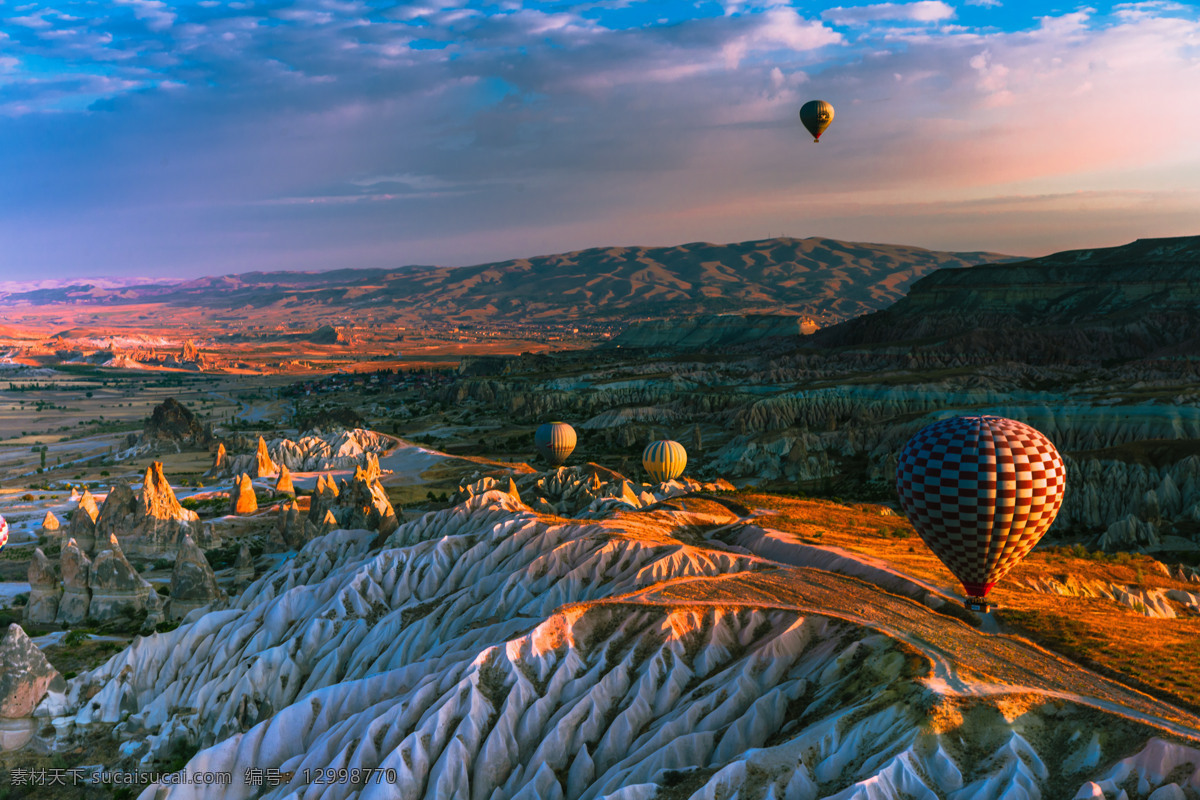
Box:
[0, 514, 7, 553]
[643, 440, 687, 483]
[895, 415, 1066, 611]
[535, 421, 577, 467]
[799, 100, 834, 142]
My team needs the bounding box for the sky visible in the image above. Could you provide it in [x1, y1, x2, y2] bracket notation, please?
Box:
[0, 0, 1198, 280]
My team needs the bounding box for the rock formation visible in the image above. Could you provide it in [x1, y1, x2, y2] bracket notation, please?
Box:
[94, 482, 138, 542]
[55, 539, 91, 626]
[88, 533, 161, 624]
[233, 544, 255, 590]
[336, 469, 399, 537]
[307, 474, 339, 527]
[209, 442, 227, 476]
[67, 489, 100, 555]
[94, 463, 200, 556]
[50, 487, 1200, 800]
[168, 535, 224, 619]
[274, 464, 295, 495]
[141, 398, 212, 448]
[0, 624, 64, 719]
[611, 314, 814, 349]
[304, 510, 339, 542]
[24, 548, 61, 626]
[276, 499, 305, 549]
[253, 436, 277, 477]
[456, 463, 732, 519]
[215, 428, 390, 478]
[230, 474, 258, 515]
[41, 511, 60, 532]
[815, 235, 1200, 364]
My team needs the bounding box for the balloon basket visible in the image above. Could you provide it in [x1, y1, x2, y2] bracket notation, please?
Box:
[964, 598, 991, 613]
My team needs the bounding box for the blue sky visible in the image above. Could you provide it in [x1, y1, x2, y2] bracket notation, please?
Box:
[1, 1, 1198, 279]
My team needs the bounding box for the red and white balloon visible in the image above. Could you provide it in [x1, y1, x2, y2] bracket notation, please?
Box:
[896, 416, 1066, 599]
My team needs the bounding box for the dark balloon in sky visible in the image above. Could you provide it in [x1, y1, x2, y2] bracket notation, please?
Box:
[799, 100, 835, 142]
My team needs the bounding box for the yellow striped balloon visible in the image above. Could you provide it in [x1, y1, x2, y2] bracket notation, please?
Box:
[642, 440, 687, 483]
[535, 421, 577, 467]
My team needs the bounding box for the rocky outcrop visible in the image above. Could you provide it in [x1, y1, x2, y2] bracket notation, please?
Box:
[142, 398, 211, 448]
[88, 534, 160, 624]
[1022, 575, 1184, 619]
[276, 500, 305, 549]
[232, 545, 254, 590]
[168, 535, 224, 619]
[307, 474, 339, 527]
[309, 324, 354, 345]
[0, 624, 64, 719]
[52, 488, 1200, 800]
[1098, 515, 1161, 551]
[41, 511, 60, 532]
[305, 510, 338, 541]
[253, 436, 277, 478]
[456, 463, 734, 518]
[94, 482, 138, 543]
[209, 442, 227, 476]
[24, 548, 61, 626]
[94, 463, 200, 556]
[67, 488, 100, 555]
[336, 469, 399, 537]
[216, 429, 391, 478]
[274, 464, 294, 496]
[230, 474, 257, 515]
[610, 314, 817, 349]
[816, 236, 1200, 364]
[55, 539, 91, 626]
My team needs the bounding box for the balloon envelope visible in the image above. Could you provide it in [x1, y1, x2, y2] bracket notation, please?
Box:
[535, 422, 577, 467]
[895, 416, 1065, 599]
[0, 514, 7, 552]
[643, 440, 687, 483]
[799, 100, 835, 142]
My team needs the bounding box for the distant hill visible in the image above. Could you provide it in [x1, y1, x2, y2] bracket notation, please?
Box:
[0, 238, 1018, 326]
[813, 235, 1200, 362]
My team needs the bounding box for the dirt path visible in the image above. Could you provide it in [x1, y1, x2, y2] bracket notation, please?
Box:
[612, 566, 1200, 741]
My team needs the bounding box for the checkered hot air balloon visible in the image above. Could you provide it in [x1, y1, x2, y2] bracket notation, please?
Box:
[535, 422, 577, 467]
[0, 514, 8, 552]
[896, 416, 1066, 604]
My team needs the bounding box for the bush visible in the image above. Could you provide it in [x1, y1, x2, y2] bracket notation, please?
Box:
[64, 630, 89, 647]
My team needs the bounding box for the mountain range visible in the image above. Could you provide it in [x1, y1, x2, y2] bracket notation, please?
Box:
[0, 238, 1018, 326]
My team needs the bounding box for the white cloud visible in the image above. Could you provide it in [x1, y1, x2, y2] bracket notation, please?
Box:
[722, 8, 842, 68]
[822, 1, 956, 26]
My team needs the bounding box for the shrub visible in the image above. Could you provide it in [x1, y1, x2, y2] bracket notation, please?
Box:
[64, 630, 89, 647]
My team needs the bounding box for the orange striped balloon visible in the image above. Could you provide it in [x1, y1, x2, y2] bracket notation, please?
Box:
[642, 440, 687, 483]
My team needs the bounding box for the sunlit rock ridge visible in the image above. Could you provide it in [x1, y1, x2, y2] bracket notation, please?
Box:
[35, 463, 1200, 800]
[817, 235, 1200, 361]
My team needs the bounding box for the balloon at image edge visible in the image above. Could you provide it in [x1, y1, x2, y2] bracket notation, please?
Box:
[0, 514, 7, 552]
[800, 100, 834, 142]
[895, 415, 1066, 600]
[643, 440, 687, 483]
[535, 421, 577, 467]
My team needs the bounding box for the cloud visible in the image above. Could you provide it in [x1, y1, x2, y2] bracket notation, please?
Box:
[0, 2, 1198, 278]
[822, 2, 956, 26]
